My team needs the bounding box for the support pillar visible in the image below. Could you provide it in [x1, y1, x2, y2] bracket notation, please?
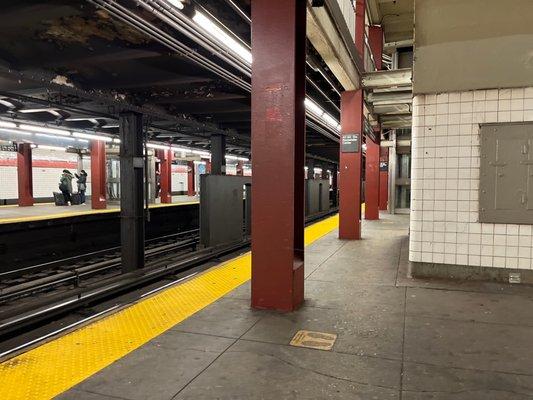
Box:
[210, 134, 226, 175]
[321, 166, 329, 180]
[202, 158, 211, 174]
[90, 140, 107, 209]
[306, 158, 315, 179]
[158, 149, 172, 203]
[365, 131, 380, 220]
[17, 143, 33, 207]
[331, 163, 338, 207]
[187, 161, 195, 196]
[379, 147, 389, 210]
[119, 112, 145, 272]
[339, 0, 365, 239]
[251, 0, 306, 312]
[355, 0, 366, 56]
[368, 25, 384, 70]
[236, 160, 244, 176]
[339, 90, 364, 239]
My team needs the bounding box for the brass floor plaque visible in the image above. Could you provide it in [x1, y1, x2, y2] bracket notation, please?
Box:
[289, 330, 337, 351]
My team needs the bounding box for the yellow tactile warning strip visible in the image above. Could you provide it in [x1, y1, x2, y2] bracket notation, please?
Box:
[0, 201, 199, 225]
[0, 213, 339, 400]
[0, 202, 53, 208]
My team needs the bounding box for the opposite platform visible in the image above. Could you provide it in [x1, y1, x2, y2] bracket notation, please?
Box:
[0, 195, 199, 225]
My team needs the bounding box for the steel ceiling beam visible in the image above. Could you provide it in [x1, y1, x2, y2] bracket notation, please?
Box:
[361, 68, 412, 89]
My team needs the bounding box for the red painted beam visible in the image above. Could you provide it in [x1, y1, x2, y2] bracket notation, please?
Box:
[379, 147, 389, 211]
[187, 161, 195, 196]
[368, 25, 384, 70]
[158, 149, 172, 203]
[365, 130, 380, 220]
[90, 140, 107, 209]
[17, 143, 34, 207]
[355, 0, 366, 58]
[339, 90, 364, 239]
[251, 0, 306, 312]
[202, 158, 211, 174]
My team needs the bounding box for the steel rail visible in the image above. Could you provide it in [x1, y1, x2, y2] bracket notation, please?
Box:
[0, 236, 198, 303]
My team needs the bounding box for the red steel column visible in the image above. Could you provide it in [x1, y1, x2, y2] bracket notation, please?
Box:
[379, 147, 389, 211]
[17, 143, 34, 207]
[202, 158, 211, 174]
[90, 140, 107, 209]
[355, 0, 366, 56]
[251, 0, 306, 312]
[339, 0, 365, 238]
[368, 25, 383, 70]
[365, 128, 380, 220]
[339, 91, 364, 239]
[158, 149, 172, 203]
[187, 161, 195, 196]
[236, 160, 244, 176]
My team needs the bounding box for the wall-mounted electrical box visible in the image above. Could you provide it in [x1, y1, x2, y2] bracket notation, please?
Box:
[479, 122, 533, 224]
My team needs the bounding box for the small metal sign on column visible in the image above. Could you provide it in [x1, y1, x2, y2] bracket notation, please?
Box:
[341, 133, 361, 153]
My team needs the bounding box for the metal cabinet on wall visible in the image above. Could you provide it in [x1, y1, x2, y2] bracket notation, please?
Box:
[479, 122, 533, 224]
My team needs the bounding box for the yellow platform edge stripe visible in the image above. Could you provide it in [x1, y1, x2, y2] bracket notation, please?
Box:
[0, 214, 339, 400]
[0, 201, 200, 225]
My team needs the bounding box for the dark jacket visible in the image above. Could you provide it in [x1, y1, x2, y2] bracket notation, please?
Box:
[59, 172, 73, 193]
[75, 173, 87, 191]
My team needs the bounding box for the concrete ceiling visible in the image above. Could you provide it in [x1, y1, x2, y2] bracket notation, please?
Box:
[367, 0, 414, 43]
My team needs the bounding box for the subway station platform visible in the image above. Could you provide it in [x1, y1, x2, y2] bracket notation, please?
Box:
[0, 195, 199, 225]
[2, 214, 533, 400]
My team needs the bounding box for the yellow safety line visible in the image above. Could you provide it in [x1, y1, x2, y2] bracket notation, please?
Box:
[0, 201, 200, 225]
[0, 214, 338, 400]
[0, 203, 54, 209]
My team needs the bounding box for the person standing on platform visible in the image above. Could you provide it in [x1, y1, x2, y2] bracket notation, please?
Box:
[59, 170, 74, 205]
[75, 170, 88, 205]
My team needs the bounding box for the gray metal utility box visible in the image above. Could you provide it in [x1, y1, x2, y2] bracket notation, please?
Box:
[305, 179, 330, 216]
[479, 122, 533, 224]
[200, 174, 251, 247]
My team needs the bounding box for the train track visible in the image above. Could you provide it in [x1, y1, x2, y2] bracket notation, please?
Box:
[0, 229, 199, 302]
[0, 209, 337, 346]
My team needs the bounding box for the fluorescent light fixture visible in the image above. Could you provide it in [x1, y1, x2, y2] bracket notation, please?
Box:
[305, 99, 324, 117]
[37, 145, 66, 151]
[191, 150, 211, 157]
[314, 167, 323, 173]
[193, 11, 252, 64]
[167, 0, 185, 9]
[171, 146, 192, 153]
[35, 133, 75, 141]
[0, 128, 32, 136]
[225, 155, 249, 161]
[72, 132, 112, 142]
[19, 124, 71, 136]
[113, 138, 121, 144]
[19, 108, 61, 117]
[322, 113, 338, 128]
[0, 121, 16, 129]
[147, 143, 171, 150]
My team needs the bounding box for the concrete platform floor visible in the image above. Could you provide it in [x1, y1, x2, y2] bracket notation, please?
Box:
[58, 214, 533, 400]
[0, 195, 198, 222]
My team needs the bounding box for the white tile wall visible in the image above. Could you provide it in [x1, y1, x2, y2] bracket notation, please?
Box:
[409, 87, 533, 270]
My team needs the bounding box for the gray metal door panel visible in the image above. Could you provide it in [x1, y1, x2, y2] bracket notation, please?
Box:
[480, 122, 533, 224]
